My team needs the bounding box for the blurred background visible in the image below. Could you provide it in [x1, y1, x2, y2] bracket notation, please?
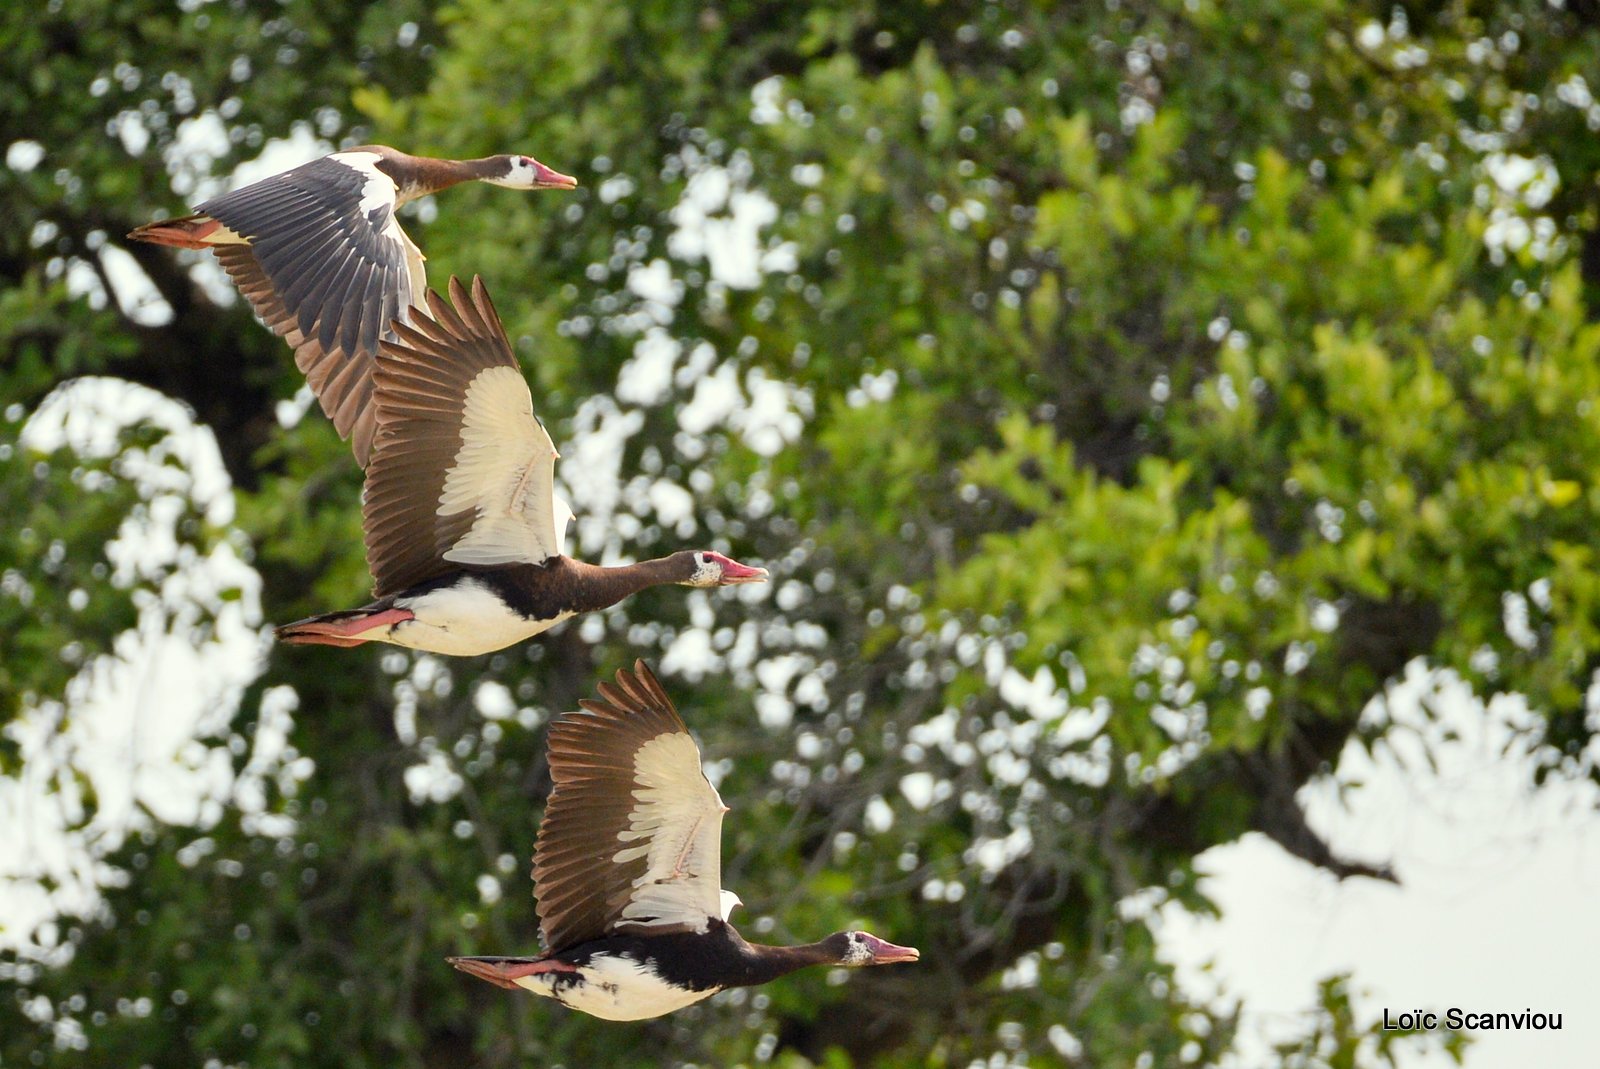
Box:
[3, 1, 1599, 1066]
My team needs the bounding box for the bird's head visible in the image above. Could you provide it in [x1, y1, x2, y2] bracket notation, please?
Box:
[487, 154, 578, 190]
[825, 930, 921, 968]
[678, 550, 768, 588]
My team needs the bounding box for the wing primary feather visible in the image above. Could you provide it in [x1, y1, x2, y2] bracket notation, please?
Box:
[469, 275, 499, 332]
[427, 282, 474, 342]
[533, 662, 727, 951]
[446, 276, 472, 323]
[454, 275, 499, 342]
[316, 256, 368, 354]
[591, 681, 632, 712]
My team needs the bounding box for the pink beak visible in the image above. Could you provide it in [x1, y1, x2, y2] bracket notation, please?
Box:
[717, 558, 769, 585]
[530, 159, 578, 190]
[862, 934, 920, 965]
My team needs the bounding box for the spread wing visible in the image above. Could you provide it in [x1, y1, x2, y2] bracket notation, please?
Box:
[200, 150, 425, 467]
[533, 661, 728, 952]
[363, 276, 565, 596]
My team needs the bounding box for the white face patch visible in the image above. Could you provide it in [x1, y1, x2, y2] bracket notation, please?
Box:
[484, 156, 539, 189]
[685, 553, 722, 587]
[840, 933, 874, 967]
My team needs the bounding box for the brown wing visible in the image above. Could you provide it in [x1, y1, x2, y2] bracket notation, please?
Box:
[212, 245, 380, 465]
[362, 276, 563, 596]
[533, 661, 728, 953]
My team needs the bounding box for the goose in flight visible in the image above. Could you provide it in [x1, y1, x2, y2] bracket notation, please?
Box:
[275, 277, 766, 657]
[448, 661, 919, 1019]
[129, 145, 576, 465]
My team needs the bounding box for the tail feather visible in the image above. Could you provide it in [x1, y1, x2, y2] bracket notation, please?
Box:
[127, 214, 223, 250]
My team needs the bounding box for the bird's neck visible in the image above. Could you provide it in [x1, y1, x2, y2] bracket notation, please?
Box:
[730, 938, 837, 988]
[560, 556, 685, 615]
[381, 154, 506, 204]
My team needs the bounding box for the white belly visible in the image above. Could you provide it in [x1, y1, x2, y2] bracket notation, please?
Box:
[378, 579, 572, 657]
[517, 956, 718, 1022]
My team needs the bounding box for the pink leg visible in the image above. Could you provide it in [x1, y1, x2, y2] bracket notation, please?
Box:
[447, 956, 576, 990]
[277, 607, 414, 646]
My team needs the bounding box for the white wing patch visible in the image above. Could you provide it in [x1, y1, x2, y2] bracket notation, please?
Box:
[396, 224, 427, 315]
[551, 494, 574, 557]
[611, 732, 726, 932]
[440, 366, 564, 567]
[330, 150, 399, 217]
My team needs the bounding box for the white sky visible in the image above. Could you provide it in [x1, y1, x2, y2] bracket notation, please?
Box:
[1158, 663, 1600, 1068]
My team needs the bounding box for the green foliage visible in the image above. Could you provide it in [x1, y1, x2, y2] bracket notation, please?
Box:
[0, 410, 210, 767]
[3, 1, 1599, 1067]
